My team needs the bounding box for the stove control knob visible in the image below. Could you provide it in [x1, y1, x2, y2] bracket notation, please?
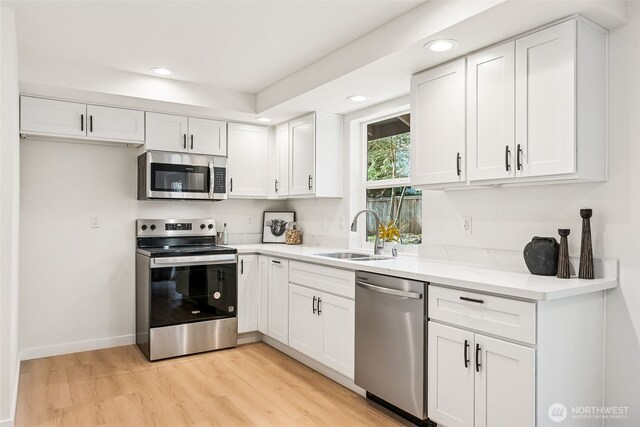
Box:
[208, 224, 214, 230]
[141, 224, 147, 231]
[200, 224, 206, 230]
[150, 224, 156, 231]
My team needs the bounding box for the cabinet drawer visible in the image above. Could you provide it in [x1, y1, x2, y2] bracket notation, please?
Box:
[429, 285, 536, 345]
[289, 261, 355, 299]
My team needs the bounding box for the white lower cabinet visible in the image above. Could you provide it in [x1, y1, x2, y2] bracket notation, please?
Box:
[288, 284, 319, 357]
[428, 322, 535, 427]
[288, 283, 355, 378]
[474, 335, 535, 427]
[427, 282, 611, 427]
[316, 291, 354, 377]
[257, 255, 269, 334]
[267, 257, 289, 344]
[237, 255, 258, 334]
[428, 322, 475, 427]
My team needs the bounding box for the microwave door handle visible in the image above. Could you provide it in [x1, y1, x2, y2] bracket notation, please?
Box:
[209, 162, 214, 199]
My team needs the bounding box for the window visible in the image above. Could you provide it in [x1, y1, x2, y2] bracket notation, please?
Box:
[365, 113, 422, 245]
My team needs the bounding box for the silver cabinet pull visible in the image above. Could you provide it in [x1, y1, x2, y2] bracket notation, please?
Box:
[356, 281, 422, 299]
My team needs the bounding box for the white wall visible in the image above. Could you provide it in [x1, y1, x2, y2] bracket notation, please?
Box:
[419, 8, 639, 425]
[0, 6, 20, 426]
[19, 139, 284, 359]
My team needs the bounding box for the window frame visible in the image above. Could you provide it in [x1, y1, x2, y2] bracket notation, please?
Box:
[360, 109, 420, 252]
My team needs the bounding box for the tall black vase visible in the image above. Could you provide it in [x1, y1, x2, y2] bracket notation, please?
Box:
[557, 229, 571, 279]
[579, 208, 594, 279]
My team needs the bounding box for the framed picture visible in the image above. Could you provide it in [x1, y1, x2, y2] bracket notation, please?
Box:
[262, 211, 296, 244]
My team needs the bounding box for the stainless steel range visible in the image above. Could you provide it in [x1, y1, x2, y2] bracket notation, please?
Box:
[135, 218, 238, 361]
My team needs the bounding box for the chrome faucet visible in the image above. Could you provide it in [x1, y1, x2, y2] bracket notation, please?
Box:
[350, 209, 385, 255]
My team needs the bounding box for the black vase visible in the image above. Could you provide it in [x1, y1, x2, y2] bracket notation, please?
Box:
[523, 237, 560, 276]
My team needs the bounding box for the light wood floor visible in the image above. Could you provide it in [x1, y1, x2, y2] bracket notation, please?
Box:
[15, 342, 409, 426]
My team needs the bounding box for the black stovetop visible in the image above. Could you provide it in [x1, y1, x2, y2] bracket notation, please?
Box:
[136, 236, 237, 257]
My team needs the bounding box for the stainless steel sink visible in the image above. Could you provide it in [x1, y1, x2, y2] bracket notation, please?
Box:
[316, 252, 391, 261]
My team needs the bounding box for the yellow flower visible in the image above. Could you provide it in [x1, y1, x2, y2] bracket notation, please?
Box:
[378, 221, 400, 242]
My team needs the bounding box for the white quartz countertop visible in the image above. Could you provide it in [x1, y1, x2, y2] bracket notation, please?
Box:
[230, 244, 618, 301]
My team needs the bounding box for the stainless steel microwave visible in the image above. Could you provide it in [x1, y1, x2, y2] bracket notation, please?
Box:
[137, 151, 227, 201]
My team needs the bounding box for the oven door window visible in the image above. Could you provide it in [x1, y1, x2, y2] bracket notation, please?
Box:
[150, 263, 237, 328]
[151, 162, 210, 193]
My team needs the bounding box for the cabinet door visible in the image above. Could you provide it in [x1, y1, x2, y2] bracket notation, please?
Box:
[467, 42, 516, 182]
[237, 255, 258, 334]
[275, 123, 290, 197]
[289, 113, 315, 196]
[145, 112, 188, 152]
[267, 258, 289, 344]
[515, 20, 576, 178]
[411, 59, 466, 185]
[188, 117, 227, 156]
[475, 334, 535, 427]
[317, 292, 355, 379]
[86, 105, 144, 142]
[20, 96, 86, 137]
[428, 322, 475, 427]
[257, 256, 269, 335]
[288, 284, 319, 359]
[227, 123, 268, 198]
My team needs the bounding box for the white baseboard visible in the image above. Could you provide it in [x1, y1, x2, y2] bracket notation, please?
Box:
[21, 334, 134, 361]
[261, 335, 365, 397]
[237, 331, 262, 345]
[0, 417, 14, 427]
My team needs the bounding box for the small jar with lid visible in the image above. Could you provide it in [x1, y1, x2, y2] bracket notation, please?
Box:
[285, 222, 302, 245]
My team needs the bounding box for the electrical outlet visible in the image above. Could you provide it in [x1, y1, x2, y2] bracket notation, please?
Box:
[91, 215, 100, 228]
[463, 216, 472, 235]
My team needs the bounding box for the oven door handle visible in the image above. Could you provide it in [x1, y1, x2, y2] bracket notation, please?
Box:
[151, 254, 236, 268]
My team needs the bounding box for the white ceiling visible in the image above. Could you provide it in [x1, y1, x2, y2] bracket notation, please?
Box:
[7, 0, 424, 94]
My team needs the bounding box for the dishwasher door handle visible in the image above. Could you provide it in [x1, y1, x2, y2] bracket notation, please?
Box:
[356, 281, 422, 299]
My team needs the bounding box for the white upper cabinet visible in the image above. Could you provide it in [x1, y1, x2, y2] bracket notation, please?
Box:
[411, 58, 466, 186]
[274, 123, 290, 197]
[467, 42, 516, 182]
[145, 112, 189, 152]
[21, 97, 87, 137]
[227, 123, 268, 198]
[412, 17, 607, 189]
[289, 113, 315, 196]
[20, 96, 144, 144]
[86, 105, 144, 142]
[285, 112, 343, 198]
[515, 19, 576, 178]
[188, 117, 227, 156]
[146, 113, 228, 156]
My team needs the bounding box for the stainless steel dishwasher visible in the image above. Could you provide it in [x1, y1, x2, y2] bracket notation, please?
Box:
[354, 271, 427, 423]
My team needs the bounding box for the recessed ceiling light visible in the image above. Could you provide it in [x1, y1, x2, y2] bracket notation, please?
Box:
[150, 67, 175, 76]
[347, 95, 369, 102]
[256, 117, 271, 123]
[424, 39, 458, 52]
